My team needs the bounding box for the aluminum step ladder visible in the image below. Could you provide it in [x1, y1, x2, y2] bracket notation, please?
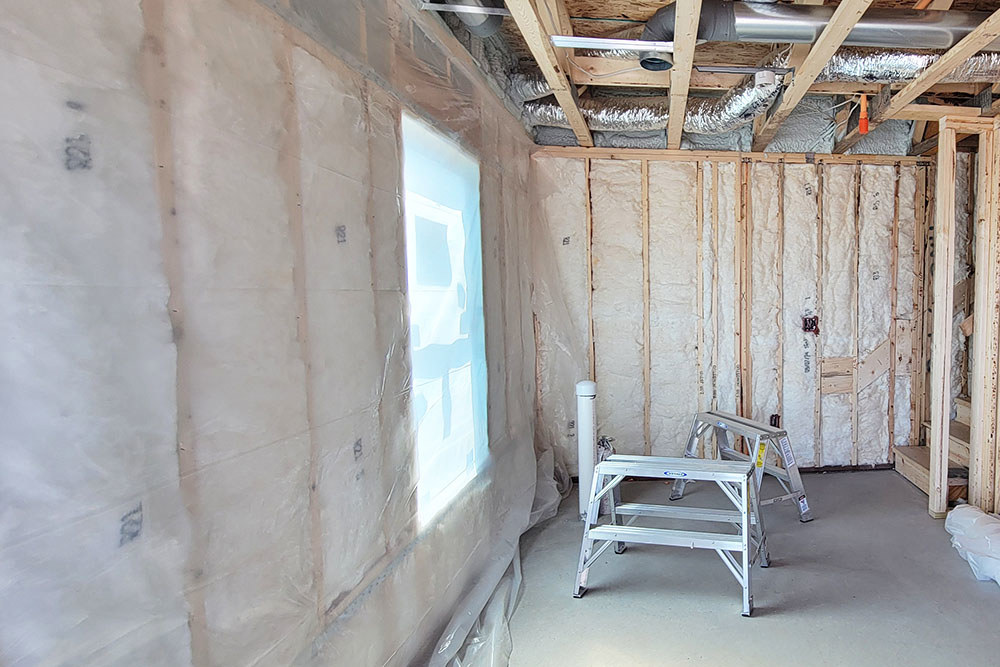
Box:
[669, 411, 813, 522]
[573, 454, 769, 616]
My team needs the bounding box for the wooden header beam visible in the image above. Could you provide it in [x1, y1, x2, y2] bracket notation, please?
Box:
[667, 0, 702, 149]
[506, 0, 593, 146]
[533, 145, 932, 165]
[835, 9, 1000, 153]
[752, 0, 876, 152]
[896, 104, 983, 121]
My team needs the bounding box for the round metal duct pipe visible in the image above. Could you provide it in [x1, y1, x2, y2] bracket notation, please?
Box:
[448, 0, 504, 38]
[731, 2, 1000, 50]
[640, 0, 1000, 69]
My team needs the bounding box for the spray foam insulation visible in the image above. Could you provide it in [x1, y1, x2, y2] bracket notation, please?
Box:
[700, 163, 717, 416]
[781, 165, 821, 467]
[749, 163, 781, 426]
[533, 155, 925, 470]
[648, 161, 700, 456]
[715, 162, 739, 413]
[590, 159, 645, 453]
[855, 166, 894, 463]
[819, 165, 858, 465]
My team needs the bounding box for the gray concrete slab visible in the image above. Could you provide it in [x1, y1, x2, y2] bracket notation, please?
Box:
[510, 470, 1000, 666]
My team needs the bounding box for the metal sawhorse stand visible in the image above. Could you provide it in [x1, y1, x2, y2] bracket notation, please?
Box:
[573, 454, 769, 616]
[670, 411, 813, 522]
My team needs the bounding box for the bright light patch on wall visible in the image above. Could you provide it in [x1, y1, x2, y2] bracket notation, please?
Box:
[401, 114, 488, 526]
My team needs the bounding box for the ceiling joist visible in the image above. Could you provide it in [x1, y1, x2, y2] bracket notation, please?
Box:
[505, 0, 593, 146]
[667, 0, 703, 149]
[835, 8, 1000, 152]
[751, 0, 877, 152]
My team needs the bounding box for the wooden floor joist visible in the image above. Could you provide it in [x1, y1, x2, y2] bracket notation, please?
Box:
[751, 0, 876, 152]
[505, 0, 593, 146]
[835, 9, 1000, 153]
[666, 0, 702, 149]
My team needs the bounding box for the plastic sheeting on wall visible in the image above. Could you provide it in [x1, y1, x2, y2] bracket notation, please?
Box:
[531, 157, 591, 476]
[2, 0, 544, 665]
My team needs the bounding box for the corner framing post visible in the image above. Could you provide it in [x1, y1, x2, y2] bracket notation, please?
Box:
[969, 121, 1000, 511]
[928, 120, 958, 518]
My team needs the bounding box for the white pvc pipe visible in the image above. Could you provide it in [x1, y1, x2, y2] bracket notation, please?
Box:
[576, 380, 597, 518]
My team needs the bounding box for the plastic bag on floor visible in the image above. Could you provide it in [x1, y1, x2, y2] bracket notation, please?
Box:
[944, 505, 1000, 587]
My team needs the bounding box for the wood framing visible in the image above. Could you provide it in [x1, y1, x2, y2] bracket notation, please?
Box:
[751, 0, 876, 152]
[888, 164, 901, 461]
[642, 160, 652, 456]
[564, 56, 985, 95]
[968, 118, 1000, 511]
[534, 145, 933, 165]
[549, 151, 930, 472]
[585, 158, 595, 380]
[896, 104, 984, 122]
[928, 122, 959, 518]
[836, 9, 1000, 153]
[506, 0, 593, 146]
[666, 0, 702, 149]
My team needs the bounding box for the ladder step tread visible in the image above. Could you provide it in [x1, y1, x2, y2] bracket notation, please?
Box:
[588, 524, 744, 551]
[615, 503, 742, 523]
[601, 455, 751, 481]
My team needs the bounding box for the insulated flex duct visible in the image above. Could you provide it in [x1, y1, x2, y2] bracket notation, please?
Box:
[521, 70, 780, 134]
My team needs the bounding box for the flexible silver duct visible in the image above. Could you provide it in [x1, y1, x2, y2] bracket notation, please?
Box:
[516, 45, 1000, 135]
[816, 48, 1000, 84]
[520, 69, 781, 134]
[509, 72, 557, 103]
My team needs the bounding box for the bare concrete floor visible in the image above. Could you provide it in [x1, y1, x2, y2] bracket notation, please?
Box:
[509, 470, 1000, 666]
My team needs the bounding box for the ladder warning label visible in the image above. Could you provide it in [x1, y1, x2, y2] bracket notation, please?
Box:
[778, 436, 795, 467]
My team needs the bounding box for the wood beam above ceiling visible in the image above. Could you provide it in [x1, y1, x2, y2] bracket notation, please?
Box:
[667, 0, 703, 149]
[751, 0, 877, 152]
[564, 56, 984, 95]
[506, 0, 593, 146]
[835, 8, 1000, 153]
[896, 104, 984, 120]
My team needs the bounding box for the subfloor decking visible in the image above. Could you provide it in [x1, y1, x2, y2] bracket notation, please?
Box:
[509, 470, 1000, 666]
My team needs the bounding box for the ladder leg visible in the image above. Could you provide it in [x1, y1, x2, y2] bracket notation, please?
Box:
[775, 435, 813, 522]
[670, 418, 708, 501]
[574, 470, 604, 598]
[750, 476, 769, 568]
[740, 476, 753, 617]
[607, 474, 627, 554]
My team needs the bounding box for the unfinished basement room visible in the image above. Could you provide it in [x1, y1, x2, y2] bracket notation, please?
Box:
[7, 0, 1000, 664]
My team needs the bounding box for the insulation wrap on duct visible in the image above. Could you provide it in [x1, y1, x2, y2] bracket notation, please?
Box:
[516, 45, 1000, 137]
[508, 71, 559, 103]
[817, 48, 1000, 84]
[521, 73, 780, 134]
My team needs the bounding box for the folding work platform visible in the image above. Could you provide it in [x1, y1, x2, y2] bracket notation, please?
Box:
[670, 411, 814, 522]
[573, 454, 768, 616]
